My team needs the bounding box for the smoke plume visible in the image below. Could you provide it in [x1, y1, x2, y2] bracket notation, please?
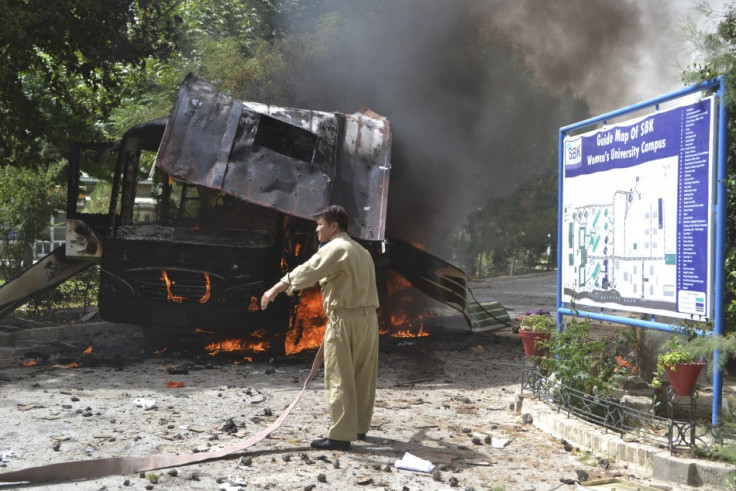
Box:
[278, 0, 691, 257]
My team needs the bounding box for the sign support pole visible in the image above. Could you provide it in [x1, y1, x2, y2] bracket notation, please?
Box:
[712, 76, 728, 425]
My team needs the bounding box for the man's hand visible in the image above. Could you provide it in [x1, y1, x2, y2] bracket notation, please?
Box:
[261, 281, 288, 310]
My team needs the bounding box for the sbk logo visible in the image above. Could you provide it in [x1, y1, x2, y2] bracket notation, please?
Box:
[565, 139, 582, 166]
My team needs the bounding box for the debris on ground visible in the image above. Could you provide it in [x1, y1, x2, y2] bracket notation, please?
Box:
[0, 275, 694, 490]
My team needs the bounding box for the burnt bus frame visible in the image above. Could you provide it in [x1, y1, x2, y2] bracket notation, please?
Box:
[68, 121, 306, 339]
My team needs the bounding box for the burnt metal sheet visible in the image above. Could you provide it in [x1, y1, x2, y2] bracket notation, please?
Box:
[155, 74, 391, 241]
[387, 237, 471, 325]
[0, 246, 93, 319]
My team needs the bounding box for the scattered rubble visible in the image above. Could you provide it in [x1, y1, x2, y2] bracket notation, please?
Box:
[0, 299, 695, 490]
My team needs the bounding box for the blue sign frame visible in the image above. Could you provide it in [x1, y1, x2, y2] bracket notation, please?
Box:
[557, 77, 728, 423]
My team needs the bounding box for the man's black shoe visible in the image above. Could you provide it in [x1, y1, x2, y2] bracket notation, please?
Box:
[310, 438, 351, 451]
[357, 433, 367, 441]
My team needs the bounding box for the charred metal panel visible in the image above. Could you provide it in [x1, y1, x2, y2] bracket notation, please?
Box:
[65, 219, 103, 259]
[155, 74, 391, 241]
[387, 237, 470, 325]
[99, 236, 290, 333]
[329, 111, 392, 241]
[155, 78, 236, 187]
[0, 246, 92, 319]
[221, 111, 334, 218]
[116, 225, 274, 249]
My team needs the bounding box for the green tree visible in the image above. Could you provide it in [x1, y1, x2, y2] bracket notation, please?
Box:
[106, 0, 298, 134]
[683, 3, 736, 333]
[0, 162, 66, 281]
[0, 0, 181, 166]
[454, 88, 588, 277]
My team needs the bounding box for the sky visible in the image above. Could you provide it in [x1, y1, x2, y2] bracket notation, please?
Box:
[623, 0, 728, 112]
[482, 0, 731, 115]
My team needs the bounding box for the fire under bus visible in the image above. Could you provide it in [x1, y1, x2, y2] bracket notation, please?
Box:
[0, 74, 504, 352]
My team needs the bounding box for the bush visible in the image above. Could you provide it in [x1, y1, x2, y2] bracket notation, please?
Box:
[0, 162, 66, 282]
[519, 313, 555, 332]
[536, 316, 616, 397]
[26, 266, 99, 317]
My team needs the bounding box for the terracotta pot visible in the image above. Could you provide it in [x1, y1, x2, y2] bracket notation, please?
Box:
[664, 362, 706, 396]
[519, 330, 550, 358]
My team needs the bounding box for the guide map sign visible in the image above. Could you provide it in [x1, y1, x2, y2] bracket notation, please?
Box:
[561, 96, 716, 321]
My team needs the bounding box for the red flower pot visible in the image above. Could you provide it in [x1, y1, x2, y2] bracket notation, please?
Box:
[519, 330, 550, 358]
[664, 362, 706, 396]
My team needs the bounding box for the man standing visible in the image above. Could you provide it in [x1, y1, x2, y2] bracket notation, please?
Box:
[261, 205, 379, 451]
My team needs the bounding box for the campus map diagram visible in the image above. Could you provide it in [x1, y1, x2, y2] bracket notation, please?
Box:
[561, 156, 681, 314]
[562, 95, 714, 320]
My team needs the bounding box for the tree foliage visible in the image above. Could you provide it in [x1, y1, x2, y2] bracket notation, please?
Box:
[106, 0, 299, 134]
[683, 3, 736, 333]
[0, 162, 66, 281]
[0, 0, 181, 166]
[452, 88, 588, 276]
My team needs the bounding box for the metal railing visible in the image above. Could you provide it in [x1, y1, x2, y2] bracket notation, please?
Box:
[521, 362, 736, 451]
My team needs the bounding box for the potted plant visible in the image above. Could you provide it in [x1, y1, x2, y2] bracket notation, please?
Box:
[652, 335, 706, 397]
[518, 313, 555, 357]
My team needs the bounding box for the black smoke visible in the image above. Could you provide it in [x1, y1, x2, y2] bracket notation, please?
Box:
[275, 0, 685, 257]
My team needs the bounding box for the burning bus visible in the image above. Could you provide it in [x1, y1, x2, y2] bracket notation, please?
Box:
[0, 74, 486, 353]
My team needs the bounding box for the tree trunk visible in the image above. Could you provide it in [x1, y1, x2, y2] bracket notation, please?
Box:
[22, 244, 34, 270]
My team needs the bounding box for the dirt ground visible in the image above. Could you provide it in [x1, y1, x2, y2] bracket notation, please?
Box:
[0, 273, 699, 490]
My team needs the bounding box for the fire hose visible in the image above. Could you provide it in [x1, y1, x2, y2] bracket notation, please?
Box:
[0, 345, 324, 484]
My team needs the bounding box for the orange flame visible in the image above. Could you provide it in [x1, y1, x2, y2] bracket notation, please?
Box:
[205, 336, 271, 356]
[285, 287, 326, 355]
[295, 243, 302, 256]
[391, 324, 430, 338]
[161, 270, 186, 303]
[168, 175, 173, 186]
[166, 381, 185, 388]
[194, 328, 215, 334]
[154, 347, 168, 354]
[385, 273, 412, 297]
[83, 346, 93, 355]
[199, 273, 211, 304]
[22, 360, 37, 366]
[380, 270, 434, 338]
[248, 296, 259, 312]
[65, 362, 80, 368]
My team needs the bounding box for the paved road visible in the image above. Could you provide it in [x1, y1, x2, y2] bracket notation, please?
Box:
[425, 272, 558, 331]
[469, 272, 557, 316]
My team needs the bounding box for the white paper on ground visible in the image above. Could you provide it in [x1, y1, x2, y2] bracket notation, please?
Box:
[133, 398, 157, 410]
[394, 451, 435, 473]
[0, 450, 19, 463]
[491, 437, 510, 448]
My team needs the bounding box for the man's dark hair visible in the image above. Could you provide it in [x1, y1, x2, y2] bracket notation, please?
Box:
[313, 204, 348, 231]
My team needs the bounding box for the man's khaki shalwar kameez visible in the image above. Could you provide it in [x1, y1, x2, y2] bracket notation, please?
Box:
[281, 232, 379, 441]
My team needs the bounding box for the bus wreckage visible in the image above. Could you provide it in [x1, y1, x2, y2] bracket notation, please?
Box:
[0, 74, 500, 348]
